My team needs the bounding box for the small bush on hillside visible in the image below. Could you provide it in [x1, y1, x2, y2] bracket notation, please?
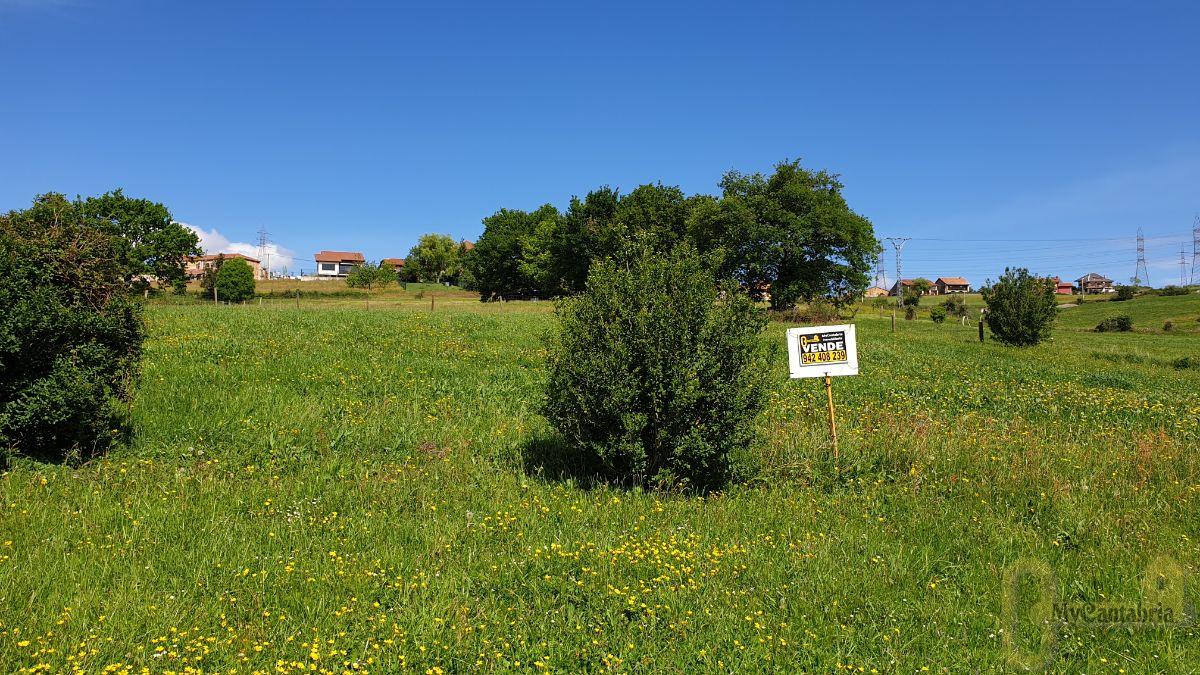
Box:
[929, 306, 947, 324]
[542, 245, 769, 492]
[346, 261, 397, 290]
[904, 306, 916, 321]
[772, 298, 839, 324]
[981, 268, 1057, 346]
[1163, 320, 1173, 332]
[1095, 315, 1133, 332]
[1173, 356, 1196, 370]
[1114, 285, 1135, 301]
[215, 258, 256, 302]
[941, 295, 969, 322]
[0, 194, 145, 463]
[1159, 285, 1189, 296]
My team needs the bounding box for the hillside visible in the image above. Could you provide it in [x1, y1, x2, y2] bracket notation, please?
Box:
[1, 298, 1198, 672]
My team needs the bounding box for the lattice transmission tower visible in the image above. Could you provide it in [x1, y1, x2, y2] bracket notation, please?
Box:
[1190, 215, 1200, 286]
[1134, 228, 1149, 286]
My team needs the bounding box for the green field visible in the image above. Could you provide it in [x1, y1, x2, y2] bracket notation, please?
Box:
[2, 292, 1199, 673]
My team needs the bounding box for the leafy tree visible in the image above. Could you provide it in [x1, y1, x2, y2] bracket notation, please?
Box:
[199, 253, 226, 299]
[469, 205, 560, 300]
[929, 306, 947, 324]
[692, 160, 879, 310]
[215, 258, 255, 302]
[941, 295, 969, 322]
[1114, 285, 1135, 301]
[901, 278, 933, 307]
[546, 187, 621, 295]
[981, 268, 1057, 346]
[0, 194, 145, 462]
[81, 189, 200, 292]
[542, 245, 769, 492]
[405, 234, 463, 284]
[346, 261, 396, 290]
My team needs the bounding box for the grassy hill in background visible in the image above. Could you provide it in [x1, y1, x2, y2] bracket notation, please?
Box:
[1, 293, 1198, 671]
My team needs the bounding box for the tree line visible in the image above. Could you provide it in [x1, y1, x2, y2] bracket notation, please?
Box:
[460, 160, 879, 309]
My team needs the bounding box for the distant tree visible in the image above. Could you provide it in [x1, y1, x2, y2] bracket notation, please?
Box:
[1114, 285, 1136, 301]
[81, 189, 200, 292]
[941, 295, 970, 324]
[469, 205, 561, 300]
[405, 234, 460, 284]
[902, 278, 933, 307]
[346, 261, 395, 290]
[215, 258, 255, 302]
[691, 160, 879, 310]
[981, 268, 1057, 346]
[546, 187, 621, 294]
[1, 193, 145, 462]
[199, 253, 226, 299]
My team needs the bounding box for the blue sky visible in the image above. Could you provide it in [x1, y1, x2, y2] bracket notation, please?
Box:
[2, 0, 1197, 285]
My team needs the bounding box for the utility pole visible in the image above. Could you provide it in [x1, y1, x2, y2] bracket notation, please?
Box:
[885, 237, 910, 305]
[1134, 228, 1150, 287]
[256, 227, 270, 280]
[874, 249, 887, 289]
[1181, 245, 1189, 286]
[1190, 215, 1200, 286]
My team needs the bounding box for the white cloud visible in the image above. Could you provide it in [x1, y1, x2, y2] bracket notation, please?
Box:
[179, 222, 296, 276]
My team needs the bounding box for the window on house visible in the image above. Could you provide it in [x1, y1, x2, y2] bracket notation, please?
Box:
[321, 263, 335, 271]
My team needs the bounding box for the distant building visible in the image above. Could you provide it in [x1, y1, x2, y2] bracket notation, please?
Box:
[315, 251, 365, 277]
[864, 286, 890, 299]
[934, 277, 971, 295]
[1052, 277, 1075, 295]
[185, 253, 265, 281]
[1076, 272, 1114, 294]
[381, 258, 406, 269]
[459, 240, 475, 251]
[889, 279, 934, 297]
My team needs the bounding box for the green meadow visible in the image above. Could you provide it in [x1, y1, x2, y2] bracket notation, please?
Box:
[2, 291, 1199, 673]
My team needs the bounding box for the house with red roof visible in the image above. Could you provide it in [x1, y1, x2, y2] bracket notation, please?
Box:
[315, 250, 365, 277]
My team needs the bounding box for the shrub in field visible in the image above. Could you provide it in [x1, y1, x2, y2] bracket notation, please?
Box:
[940, 295, 969, 323]
[1159, 285, 1189, 296]
[929, 306, 947, 324]
[542, 245, 769, 492]
[1163, 320, 1173, 332]
[215, 258, 255, 302]
[1114, 285, 1135, 301]
[1095, 315, 1133, 332]
[345, 261, 397, 290]
[1174, 356, 1196, 370]
[981, 268, 1057, 346]
[772, 298, 839, 324]
[904, 306, 916, 321]
[0, 194, 144, 462]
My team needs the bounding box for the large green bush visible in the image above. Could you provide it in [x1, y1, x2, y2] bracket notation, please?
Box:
[542, 246, 770, 492]
[981, 268, 1057, 346]
[0, 194, 145, 463]
[215, 258, 256, 302]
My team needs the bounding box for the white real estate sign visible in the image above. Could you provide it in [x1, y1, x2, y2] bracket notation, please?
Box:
[786, 324, 859, 379]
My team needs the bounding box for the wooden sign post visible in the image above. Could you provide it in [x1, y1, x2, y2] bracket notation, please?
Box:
[786, 324, 859, 463]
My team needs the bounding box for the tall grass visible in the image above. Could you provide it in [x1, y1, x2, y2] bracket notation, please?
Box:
[1, 295, 1198, 672]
